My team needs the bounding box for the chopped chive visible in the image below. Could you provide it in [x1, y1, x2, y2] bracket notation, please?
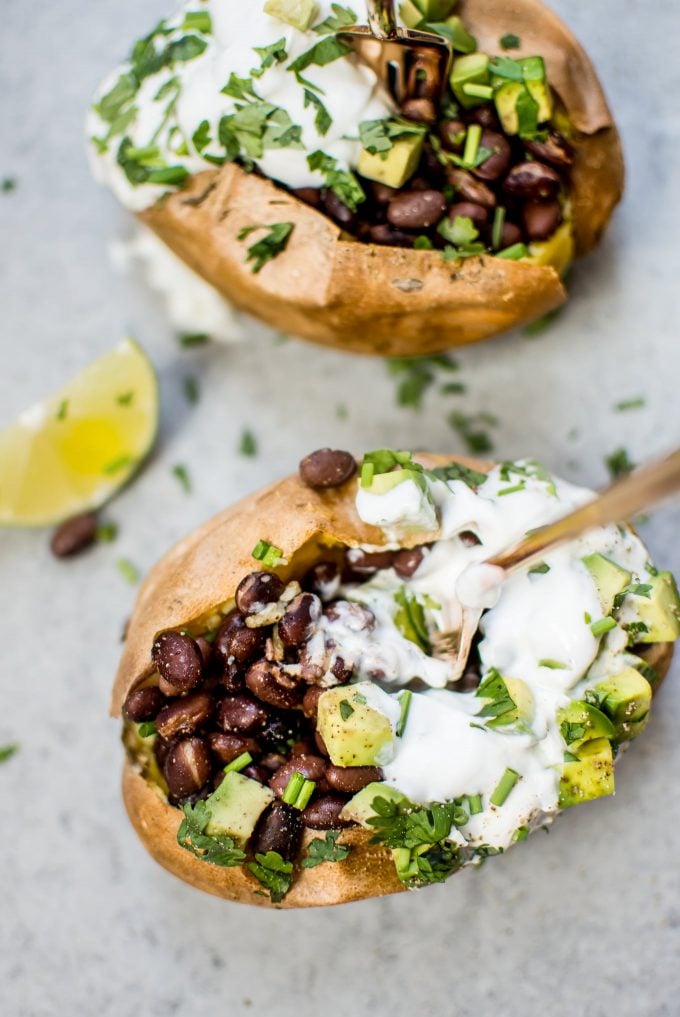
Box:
[294, 778, 316, 811]
[360, 462, 375, 487]
[116, 390, 134, 406]
[497, 482, 525, 496]
[584, 611, 592, 624]
[138, 721, 156, 738]
[539, 658, 567, 669]
[1, 177, 16, 193]
[591, 616, 617, 638]
[462, 123, 482, 166]
[528, 562, 550, 575]
[172, 464, 191, 493]
[490, 767, 520, 806]
[224, 751, 253, 774]
[96, 521, 118, 543]
[339, 699, 354, 721]
[239, 429, 257, 457]
[103, 454, 134, 475]
[282, 771, 306, 805]
[512, 825, 529, 842]
[183, 375, 199, 404]
[116, 558, 140, 584]
[462, 83, 493, 100]
[496, 242, 528, 260]
[605, 447, 635, 480]
[491, 206, 506, 251]
[146, 165, 189, 185]
[179, 332, 210, 347]
[468, 793, 483, 815]
[396, 689, 412, 737]
[182, 10, 212, 32]
[56, 399, 69, 421]
[614, 396, 645, 412]
[251, 539, 284, 567]
[0, 744, 19, 763]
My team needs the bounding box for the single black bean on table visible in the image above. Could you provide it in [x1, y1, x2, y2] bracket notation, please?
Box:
[50, 512, 98, 558]
[299, 448, 357, 489]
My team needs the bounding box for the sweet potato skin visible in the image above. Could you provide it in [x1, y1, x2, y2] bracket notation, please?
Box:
[115, 455, 671, 908]
[137, 0, 623, 355]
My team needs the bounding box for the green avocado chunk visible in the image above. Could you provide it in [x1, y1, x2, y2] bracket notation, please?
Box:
[450, 52, 490, 108]
[340, 781, 407, 825]
[557, 700, 615, 750]
[559, 738, 614, 809]
[413, 0, 458, 20]
[317, 685, 396, 767]
[399, 0, 423, 28]
[629, 571, 680, 642]
[204, 771, 275, 844]
[582, 553, 632, 615]
[593, 667, 652, 741]
[263, 0, 317, 31]
[518, 56, 552, 122]
[357, 134, 424, 189]
[476, 672, 534, 728]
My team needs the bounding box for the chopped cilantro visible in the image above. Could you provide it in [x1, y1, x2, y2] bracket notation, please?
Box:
[177, 800, 246, 867]
[339, 699, 354, 721]
[394, 588, 431, 653]
[247, 850, 293, 902]
[307, 149, 365, 210]
[237, 222, 294, 273]
[302, 830, 351, 868]
[528, 562, 550, 575]
[288, 35, 351, 76]
[172, 464, 191, 493]
[560, 721, 586, 745]
[252, 37, 288, 75]
[605, 447, 635, 480]
[0, 744, 19, 763]
[387, 354, 459, 410]
[183, 375, 199, 404]
[179, 331, 210, 347]
[313, 5, 357, 34]
[117, 558, 140, 584]
[303, 89, 332, 134]
[438, 215, 485, 258]
[396, 689, 413, 737]
[95, 522, 118, 544]
[116, 390, 134, 406]
[251, 539, 284, 567]
[358, 117, 426, 157]
[2, 177, 16, 193]
[56, 399, 69, 421]
[500, 33, 521, 49]
[138, 721, 156, 738]
[239, 429, 258, 457]
[429, 461, 487, 489]
[448, 411, 497, 454]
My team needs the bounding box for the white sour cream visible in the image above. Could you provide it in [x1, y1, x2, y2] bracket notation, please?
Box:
[88, 0, 392, 210]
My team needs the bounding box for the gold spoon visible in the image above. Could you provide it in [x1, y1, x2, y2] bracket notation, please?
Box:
[441, 447, 680, 680]
[337, 0, 453, 120]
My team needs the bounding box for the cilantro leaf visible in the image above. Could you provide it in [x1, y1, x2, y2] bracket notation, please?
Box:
[252, 37, 288, 75]
[358, 117, 426, 157]
[366, 795, 467, 887]
[307, 150, 365, 210]
[0, 744, 19, 764]
[302, 830, 350, 868]
[500, 33, 521, 49]
[303, 88, 332, 135]
[560, 721, 586, 745]
[247, 850, 293, 902]
[237, 222, 294, 273]
[605, 447, 635, 480]
[429, 461, 488, 489]
[448, 411, 497, 454]
[313, 4, 358, 34]
[289, 36, 351, 75]
[387, 354, 459, 411]
[177, 800, 246, 867]
[394, 587, 431, 653]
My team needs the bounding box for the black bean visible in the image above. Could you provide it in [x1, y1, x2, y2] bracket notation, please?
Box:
[214, 610, 266, 665]
[269, 755, 328, 798]
[195, 636, 214, 668]
[387, 189, 447, 229]
[369, 181, 399, 204]
[524, 131, 573, 170]
[207, 731, 260, 765]
[50, 513, 98, 558]
[292, 186, 322, 207]
[303, 561, 340, 601]
[367, 224, 416, 247]
[459, 530, 481, 546]
[522, 200, 563, 241]
[439, 119, 466, 152]
[446, 168, 496, 208]
[446, 201, 489, 231]
[503, 161, 561, 201]
[153, 734, 172, 770]
[122, 685, 165, 723]
[324, 764, 382, 793]
[217, 694, 269, 734]
[278, 593, 322, 648]
[325, 600, 375, 631]
[302, 686, 323, 720]
[315, 730, 329, 757]
[322, 188, 357, 229]
[498, 221, 523, 249]
[345, 548, 397, 574]
[235, 572, 285, 615]
[259, 710, 303, 751]
[330, 656, 354, 683]
[302, 794, 351, 830]
[299, 448, 356, 489]
[290, 739, 317, 758]
[393, 546, 424, 579]
[473, 130, 511, 182]
[155, 690, 214, 740]
[250, 801, 303, 861]
[246, 660, 304, 710]
[220, 662, 245, 694]
[260, 752, 287, 771]
[242, 764, 271, 784]
[163, 737, 212, 801]
[152, 631, 204, 694]
[467, 105, 501, 131]
[401, 97, 437, 124]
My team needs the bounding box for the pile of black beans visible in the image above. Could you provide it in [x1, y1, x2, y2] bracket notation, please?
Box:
[291, 105, 572, 252]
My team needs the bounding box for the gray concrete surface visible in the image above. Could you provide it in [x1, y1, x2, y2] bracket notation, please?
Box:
[1, 1, 679, 1015]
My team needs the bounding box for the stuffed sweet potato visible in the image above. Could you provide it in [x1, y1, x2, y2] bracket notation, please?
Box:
[89, 0, 623, 355]
[114, 450, 676, 908]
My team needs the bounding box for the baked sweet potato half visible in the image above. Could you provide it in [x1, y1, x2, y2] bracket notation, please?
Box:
[114, 450, 675, 908]
[90, 0, 623, 355]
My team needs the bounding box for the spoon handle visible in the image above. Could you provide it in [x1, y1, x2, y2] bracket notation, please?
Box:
[490, 447, 680, 573]
[367, 0, 398, 39]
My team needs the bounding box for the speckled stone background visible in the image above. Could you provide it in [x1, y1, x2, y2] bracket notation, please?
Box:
[2, 2, 680, 1014]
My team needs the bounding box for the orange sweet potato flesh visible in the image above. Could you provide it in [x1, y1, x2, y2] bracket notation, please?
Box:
[138, 0, 623, 356]
[114, 455, 670, 908]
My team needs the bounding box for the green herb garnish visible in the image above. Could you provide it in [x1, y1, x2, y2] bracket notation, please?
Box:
[0, 744, 19, 763]
[313, 4, 357, 33]
[138, 721, 156, 738]
[339, 699, 354, 721]
[614, 396, 645, 412]
[247, 850, 294, 902]
[448, 411, 497, 454]
[239, 429, 258, 457]
[302, 830, 351, 868]
[490, 768, 521, 806]
[238, 222, 294, 273]
[288, 35, 351, 76]
[358, 117, 426, 157]
[387, 353, 459, 410]
[183, 375, 199, 404]
[56, 399, 69, 421]
[172, 463, 191, 493]
[396, 689, 413, 737]
[539, 659, 567, 670]
[524, 308, 563, 337]
[181, 11, 212, 33]
[2, 177, 17, 193]
[560, 721, 586, 745]
[253, 37, 287, 74]
[103, 454, 134, 475]
[430, 461, 487, 489]
[116, 390, 135, 406]
[528, 562, 550, 575]
[500, 33, 521, 49]
[605, 447, 635, 480]
[251, 539, 284, 567]
[591, 616, 617, 638]
[307, 149, 365, 210]
[179, 331, 210, 347]
[394, 588, 431, 653]
[96, 522, 118, 543]
[303, 88, 332, 134]
[366, 795, 467, 887]
[224, 751, 253, 774]
[178, 800, 246, 867]
[117, 558, 140, 584]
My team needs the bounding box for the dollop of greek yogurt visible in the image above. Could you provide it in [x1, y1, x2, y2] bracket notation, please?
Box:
[88, 0, 391, 211]
[325, 458, 661, 851]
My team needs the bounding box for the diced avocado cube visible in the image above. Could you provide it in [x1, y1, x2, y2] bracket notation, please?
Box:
[317, 684, 396, 767]
[559, 738, 614, 809]
[557, 700, 615, 750]
[594, 668, 652, 741]
[450, 53, 490, 108]
[526, 221, 573, 276]
[476, 672, 534, 728]
[493, 80, 528, 134]
[357, 134, 424, 189]
[204, 771, 274, 845]
[582, 553, 632, 615]
[413, 0, 458, 20]
[340, 781, 408, 825]
[442, 15, 476, 54]
[263, 0, 317, 31]
[399, 0, 424, 28]
[629, 571, 680, 642]
[364, 468, 421, 496]
[519, 57, 552, 122]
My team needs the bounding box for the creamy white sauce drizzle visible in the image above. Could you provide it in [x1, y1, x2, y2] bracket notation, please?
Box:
[88, 0, 392, 210]
[330, 462, 658, 849]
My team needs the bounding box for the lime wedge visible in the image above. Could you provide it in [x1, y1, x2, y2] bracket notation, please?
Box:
[0, 338, 158, 526]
